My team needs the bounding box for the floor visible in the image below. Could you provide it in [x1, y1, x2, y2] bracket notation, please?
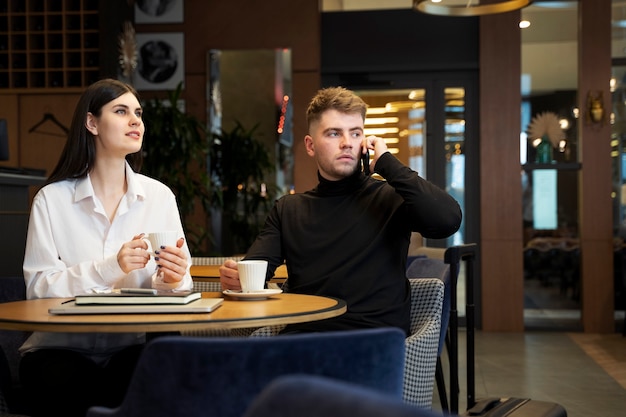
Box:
[430, 271, 626, 417]
[432, 330, 626, 417]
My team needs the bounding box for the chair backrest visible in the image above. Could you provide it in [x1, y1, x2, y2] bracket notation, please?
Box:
[244, 374, 444, 417]
[86, 328, 406, 417]
[406, 257, 451, 354]
[191, 280, 222, 292]
[403, 278, 444, 407]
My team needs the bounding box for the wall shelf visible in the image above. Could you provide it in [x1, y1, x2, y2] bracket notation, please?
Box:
[0, 0, 100, 89]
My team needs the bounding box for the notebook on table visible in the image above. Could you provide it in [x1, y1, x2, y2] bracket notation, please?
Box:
[48, 298, 223, 315]
[74, 290, 201, 305]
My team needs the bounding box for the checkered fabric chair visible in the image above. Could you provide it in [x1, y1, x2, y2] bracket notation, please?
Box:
[247, 278, 444, 409]
[402, 278, 444, 407]
[180, 280, 231, 337]
[405, 256, 452, 411]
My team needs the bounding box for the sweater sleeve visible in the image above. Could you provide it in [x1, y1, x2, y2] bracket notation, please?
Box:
[242, 202, 285, 281]
[374, 151, 462, 239]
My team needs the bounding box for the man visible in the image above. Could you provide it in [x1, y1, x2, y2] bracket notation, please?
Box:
[220, 87, 461, 335]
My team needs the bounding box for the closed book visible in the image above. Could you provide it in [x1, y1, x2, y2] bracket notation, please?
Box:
[75, 290, 202, 305]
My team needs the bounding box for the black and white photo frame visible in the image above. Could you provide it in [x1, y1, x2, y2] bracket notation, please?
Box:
[134, 33, 185, 90]
[135, 0, 184, 24]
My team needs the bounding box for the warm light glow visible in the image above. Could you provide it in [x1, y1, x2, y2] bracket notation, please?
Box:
[532, 137, 542, 148]
[408, 90, 425, 100]
[399, 129, 424, 137]
[366, 107, 388, 115]
[364, 127, 400, 135]
[558, 118, 569, 130]
[519, 20, 530, 29]
[384, 138, 400, 144]
[364, 117, 400, 125]
[385, 101, 425, 112]
[610, 77, 617, 92]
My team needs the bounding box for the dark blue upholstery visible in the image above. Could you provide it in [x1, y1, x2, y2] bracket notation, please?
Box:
[86, 328, 406, 417]
[0, 277, 30, 415]
[244, 374, 444, 417]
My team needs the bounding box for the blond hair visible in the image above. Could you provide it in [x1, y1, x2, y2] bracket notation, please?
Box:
[306, 87, 368, 129]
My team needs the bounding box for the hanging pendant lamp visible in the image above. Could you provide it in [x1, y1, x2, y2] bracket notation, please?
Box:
[413, 0, 533, 17]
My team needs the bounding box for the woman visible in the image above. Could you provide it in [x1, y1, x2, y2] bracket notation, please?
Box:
[19, 78, 193, 417]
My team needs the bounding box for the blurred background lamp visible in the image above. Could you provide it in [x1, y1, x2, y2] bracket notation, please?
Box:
[413, 0, 533, 17]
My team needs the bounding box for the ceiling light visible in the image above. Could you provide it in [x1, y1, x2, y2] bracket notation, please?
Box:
[414, 0, 533, 17]
[364, 117, 400, 125]
[519, 20, 530, 29]
[385, 101, 425, 112]
[364, 127, 400, 135]
[366, 107, 388, 115]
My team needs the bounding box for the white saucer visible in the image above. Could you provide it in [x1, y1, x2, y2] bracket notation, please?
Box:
[222, 289, 282, 300]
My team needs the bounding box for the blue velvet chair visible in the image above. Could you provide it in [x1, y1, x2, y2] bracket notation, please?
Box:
[243, 374, 445, 417]
[243, 278, 445, 409]
[0, 277, 30, 416]
[86, 327, 406, 417]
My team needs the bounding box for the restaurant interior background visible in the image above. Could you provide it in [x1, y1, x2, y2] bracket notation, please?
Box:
[323, 0, 625, 331]
[0, 0, 621, 332]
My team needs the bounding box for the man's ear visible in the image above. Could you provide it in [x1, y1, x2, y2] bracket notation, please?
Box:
[85, 112, 98, 135]
[304, 135, 315, 156]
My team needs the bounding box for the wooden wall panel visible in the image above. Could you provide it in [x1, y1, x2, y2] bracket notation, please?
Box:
[578, 0, 614, 333]
[481, 240, 524, 331]
[18, 94, 79, 177]
[479, 10, 524, 331]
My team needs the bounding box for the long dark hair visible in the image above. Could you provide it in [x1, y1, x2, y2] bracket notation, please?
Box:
[46, 78, 143, 185]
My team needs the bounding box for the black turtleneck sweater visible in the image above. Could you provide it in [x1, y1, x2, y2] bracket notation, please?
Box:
[245, 152, 462, 335]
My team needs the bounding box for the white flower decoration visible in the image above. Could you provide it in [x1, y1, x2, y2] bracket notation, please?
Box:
[527, 111, 565, 148]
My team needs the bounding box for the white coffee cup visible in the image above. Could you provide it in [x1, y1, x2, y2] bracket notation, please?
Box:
[143, 231, 179, 255]
[238, 260, 268, 292]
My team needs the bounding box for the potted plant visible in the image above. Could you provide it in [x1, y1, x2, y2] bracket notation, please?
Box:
[209, 122, 275, 255]
[140, 82, 215, 253]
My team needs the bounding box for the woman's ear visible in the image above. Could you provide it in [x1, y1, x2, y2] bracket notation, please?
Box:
[85, 112, 98, 135]
[304, 135, 315, 157]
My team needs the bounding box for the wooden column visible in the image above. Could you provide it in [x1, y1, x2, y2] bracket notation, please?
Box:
[578, 0, 614, 333]
[479, 10, 525, 331]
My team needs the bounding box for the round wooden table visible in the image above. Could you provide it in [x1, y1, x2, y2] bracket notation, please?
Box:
[0, 292, 346, 333]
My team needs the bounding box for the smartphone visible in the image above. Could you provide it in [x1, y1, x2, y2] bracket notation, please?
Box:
[361, 148, 370, 175]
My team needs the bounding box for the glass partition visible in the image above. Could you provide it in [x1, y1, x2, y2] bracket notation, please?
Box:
[521, 1, 581, 330]
[206, 48, 293, 255]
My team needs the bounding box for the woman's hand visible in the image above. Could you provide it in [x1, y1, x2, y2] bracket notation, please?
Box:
[153, 238, 188, 284]
[117, 234, 150, 273]
[219, 259, 241, 291]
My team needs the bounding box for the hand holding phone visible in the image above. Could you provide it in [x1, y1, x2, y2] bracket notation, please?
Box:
[361, 148, 370, 175]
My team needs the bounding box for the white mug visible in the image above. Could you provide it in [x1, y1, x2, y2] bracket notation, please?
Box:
[143, 231, 179, 255]
[238, 260, 268, 292]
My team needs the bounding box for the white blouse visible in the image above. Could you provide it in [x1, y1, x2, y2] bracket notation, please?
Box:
[20, 162, 193, 360]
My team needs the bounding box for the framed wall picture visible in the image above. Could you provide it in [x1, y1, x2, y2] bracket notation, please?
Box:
[134, 33, 185, 91]
[135, 0, 184, 24]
